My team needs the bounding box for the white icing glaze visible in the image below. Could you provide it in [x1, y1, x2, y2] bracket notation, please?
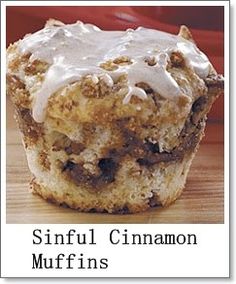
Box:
[18, 21, 211, 123]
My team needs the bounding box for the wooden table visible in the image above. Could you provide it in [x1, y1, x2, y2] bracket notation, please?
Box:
[6, 98, 224, 224]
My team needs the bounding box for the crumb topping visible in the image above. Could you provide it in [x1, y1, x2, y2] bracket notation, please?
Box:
[15, 20, 211, 122]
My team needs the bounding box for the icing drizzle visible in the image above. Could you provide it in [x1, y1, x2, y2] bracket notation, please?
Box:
[18, 21, 211, 122]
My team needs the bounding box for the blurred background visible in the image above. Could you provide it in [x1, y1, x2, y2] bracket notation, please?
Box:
[6, 6, 224, 121]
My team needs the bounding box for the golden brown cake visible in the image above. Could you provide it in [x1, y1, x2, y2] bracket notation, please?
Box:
[7, 20, 223, 213]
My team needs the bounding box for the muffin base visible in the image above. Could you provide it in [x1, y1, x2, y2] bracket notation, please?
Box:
[30, 152, 195, 214]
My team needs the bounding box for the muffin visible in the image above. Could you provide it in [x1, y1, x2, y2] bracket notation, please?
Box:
[6, 20, 224, 213]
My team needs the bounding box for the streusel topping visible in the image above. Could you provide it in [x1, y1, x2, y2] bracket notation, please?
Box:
[19, 21, 211, 122]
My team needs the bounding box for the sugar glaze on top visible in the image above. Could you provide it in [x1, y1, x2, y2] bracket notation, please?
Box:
[19, 21, 211, 123]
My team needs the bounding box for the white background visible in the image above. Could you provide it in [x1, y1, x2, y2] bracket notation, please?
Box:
[1, 0, 231, 281]
[1, 224, 229, 277]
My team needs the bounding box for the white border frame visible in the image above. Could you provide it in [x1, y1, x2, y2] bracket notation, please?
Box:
[1, 0, 230, 278]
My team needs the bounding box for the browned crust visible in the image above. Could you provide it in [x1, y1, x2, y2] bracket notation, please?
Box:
[30, 178, 185, 214]
[178, 25, 195, 43]
[204, 74, 224, 90]
[15, 108, 43, 147]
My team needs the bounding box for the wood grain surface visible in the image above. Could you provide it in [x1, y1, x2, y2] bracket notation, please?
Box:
[6, 98, 224, 224]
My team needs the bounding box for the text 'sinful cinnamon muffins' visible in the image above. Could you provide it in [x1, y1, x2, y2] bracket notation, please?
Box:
[7, 20, 224, 213]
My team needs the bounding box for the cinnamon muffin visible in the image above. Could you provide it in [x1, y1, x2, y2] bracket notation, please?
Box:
[6, 20, 224, 213]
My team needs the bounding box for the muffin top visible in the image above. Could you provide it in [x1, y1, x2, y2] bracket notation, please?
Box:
[7, 20, 214, 126]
